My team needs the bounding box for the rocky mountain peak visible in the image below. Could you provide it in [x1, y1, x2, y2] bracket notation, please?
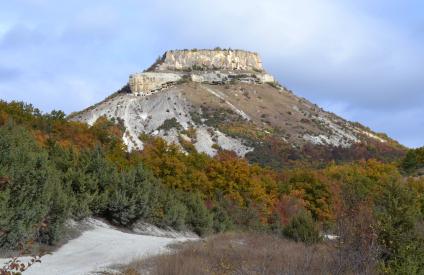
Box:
[154, 49, 264, 72]
[70, 49, 404, 166]
[129, 49, 274, 94]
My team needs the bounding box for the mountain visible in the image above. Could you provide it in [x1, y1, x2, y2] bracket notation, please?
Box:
[0, 51, 420, 275]
[69, 49, 405, 167]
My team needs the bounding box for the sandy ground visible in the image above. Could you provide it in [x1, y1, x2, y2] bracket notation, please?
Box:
[1, 219, 191, 275]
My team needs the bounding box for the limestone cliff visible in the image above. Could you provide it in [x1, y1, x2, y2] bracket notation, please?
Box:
[129, 49, 274, 94]
[129, 72, 181, 95]
[154, 49, 264, 72]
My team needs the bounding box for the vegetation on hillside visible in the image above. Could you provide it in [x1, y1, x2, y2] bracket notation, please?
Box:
[0, 100, 423, 274]
[401, 146, 424, 175]
[193, 106, 405, 169]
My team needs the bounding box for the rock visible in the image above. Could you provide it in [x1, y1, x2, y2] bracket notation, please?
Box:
[129, 72, 181, 94]
[156, 49, 263, 72]
[129, 50, 275, 94]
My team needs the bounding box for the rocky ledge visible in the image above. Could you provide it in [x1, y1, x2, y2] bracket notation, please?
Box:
[153, 49, 264, 72]
[128, 49, 275, 94]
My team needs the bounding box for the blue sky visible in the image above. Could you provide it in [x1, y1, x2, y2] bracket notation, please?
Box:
[0, 0, 423, 147]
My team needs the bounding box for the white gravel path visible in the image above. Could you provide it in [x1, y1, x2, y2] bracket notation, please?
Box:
[2, 219, 190, 275]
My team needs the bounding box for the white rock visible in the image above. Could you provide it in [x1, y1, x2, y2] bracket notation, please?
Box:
[156, 49, 264, 72]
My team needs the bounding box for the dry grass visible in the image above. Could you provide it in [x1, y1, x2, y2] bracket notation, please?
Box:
[119, 232, 348, 275]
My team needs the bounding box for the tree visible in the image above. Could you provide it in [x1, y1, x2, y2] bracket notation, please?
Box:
[402, 147, 424, 174]
[104, 164, 158, 226]
[0, 126, 69, 247]
[181, 193, 213, 236]
[283, 211, 321, 244]
[375, 180, 424, 273]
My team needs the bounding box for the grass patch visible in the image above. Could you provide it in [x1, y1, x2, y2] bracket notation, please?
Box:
[118, 232, 345, 275]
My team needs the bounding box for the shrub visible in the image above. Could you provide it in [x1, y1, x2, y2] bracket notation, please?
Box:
[283, 212, 321, 244]
[375, 180, 424, 273]
[181, 193, 213, 236]
[162, 194, 187, 231]
[402, 147, 424, 174]
[104, 165, 158, 226]
[0, 125, 69, 247]
[211, 205, 233, 233]
[157, 118, 182, 132]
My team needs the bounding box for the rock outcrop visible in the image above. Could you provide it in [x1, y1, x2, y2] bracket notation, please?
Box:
[129, 49, 274, 94]
[155, 49, 264, 72]
[129, 72, 182, 95]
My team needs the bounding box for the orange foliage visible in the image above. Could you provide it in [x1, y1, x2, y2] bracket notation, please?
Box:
[273, 195, 306, 225]
[139, 137, 278, 216]
[0, 111, 8, 125]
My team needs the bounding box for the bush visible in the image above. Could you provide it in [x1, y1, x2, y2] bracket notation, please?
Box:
[0, 125, 70, 247]
[61, 148, 115, 219]
[375, 180, 424, 273]
[402, 147, 424, 174]
[211, 205, 233, 233]
[157, 118, 182, 132]
[181, 193, 213, 236]
[283, 212, 321, 244]
[104, 164, 161, 226]
[161, 194, 187, 231]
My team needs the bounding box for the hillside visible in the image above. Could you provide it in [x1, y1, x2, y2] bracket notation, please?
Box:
[0, 52, 423, 274]
[69, 49, 405, 168]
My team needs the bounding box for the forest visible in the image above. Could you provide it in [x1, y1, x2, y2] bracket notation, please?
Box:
[1, 100, 424, 274]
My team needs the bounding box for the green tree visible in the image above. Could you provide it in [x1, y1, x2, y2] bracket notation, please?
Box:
[105, 165, 158, 226]
[375, 180, 424, 274]
[0, 125, 69, 247]
[181, 193, 213, 236]
[283, 211, 321, 244]
[402, 147, 424, 174]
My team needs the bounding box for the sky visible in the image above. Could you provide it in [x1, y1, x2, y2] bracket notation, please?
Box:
[0, 0, 423, 148]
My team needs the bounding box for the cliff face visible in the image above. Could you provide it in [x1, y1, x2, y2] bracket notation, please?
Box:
[129, 49, 273, 94]
[155, 50, 264, 72]
[129, 72, 181, 95]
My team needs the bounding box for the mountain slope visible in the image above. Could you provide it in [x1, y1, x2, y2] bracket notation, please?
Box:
[69, 49, 405, 167]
